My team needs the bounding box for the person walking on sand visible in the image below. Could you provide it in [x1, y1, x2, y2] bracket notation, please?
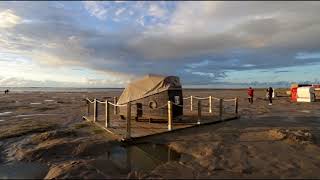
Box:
[247, 87, 254, 104]
[267, 87, 273, 105]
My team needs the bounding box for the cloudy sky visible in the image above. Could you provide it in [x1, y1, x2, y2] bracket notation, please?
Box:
[1, 1, 320, 88]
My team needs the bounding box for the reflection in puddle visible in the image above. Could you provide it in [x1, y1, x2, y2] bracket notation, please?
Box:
[0, 162, 49, 179]
[0, 112, 12, 116]
[95, 143, 181, 174]
[0, 119, 5, 122]
[44, 100, 55, 102]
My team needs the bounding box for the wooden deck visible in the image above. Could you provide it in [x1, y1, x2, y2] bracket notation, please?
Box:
[83, 110, 238, 142]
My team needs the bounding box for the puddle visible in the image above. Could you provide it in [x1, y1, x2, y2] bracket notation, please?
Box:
[0, 112, 12, 116]
[0, 162, 49, 179]
[30, 103, 42, 105]
[15, 114, 60, 118]
[95, 143, 181, 173]
[0, 119, 5, 122]
[44, 100, 55, 102]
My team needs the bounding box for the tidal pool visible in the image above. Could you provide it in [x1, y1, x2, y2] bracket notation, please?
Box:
[0, 162, 49, 179]
[93, 143, 181, 174]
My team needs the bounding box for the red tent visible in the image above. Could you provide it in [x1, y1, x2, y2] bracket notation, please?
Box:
[291, 87, 298, 102]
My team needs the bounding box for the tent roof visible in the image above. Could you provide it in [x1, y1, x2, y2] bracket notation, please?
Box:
[117, 74, 181, 105]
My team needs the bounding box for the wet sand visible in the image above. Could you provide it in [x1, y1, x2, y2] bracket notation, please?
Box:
[0, 89, 320, 179]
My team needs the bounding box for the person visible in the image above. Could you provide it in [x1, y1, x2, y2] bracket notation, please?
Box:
[247, 87, 254, 104]
[267, 87, 273, 105]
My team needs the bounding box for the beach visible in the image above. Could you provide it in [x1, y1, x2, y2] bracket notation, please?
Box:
[0, 89, 320, 179]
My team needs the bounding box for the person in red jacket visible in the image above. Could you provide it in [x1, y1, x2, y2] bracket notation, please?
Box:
[248, 87, 254, 104]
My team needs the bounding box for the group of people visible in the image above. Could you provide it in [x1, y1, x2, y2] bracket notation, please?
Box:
[4, 89, 9, 94]
[247, 87, 273, 105]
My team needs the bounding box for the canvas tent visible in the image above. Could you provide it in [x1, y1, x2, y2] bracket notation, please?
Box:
[117, 74, 183, 121]
[117, 74, 181, 105]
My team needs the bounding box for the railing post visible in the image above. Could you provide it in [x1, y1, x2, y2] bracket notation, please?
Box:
[168, 101, 173, 131]
[190, 96, 193, 111]
[235, 98, 239, 116]
[126, 102, 131, 139]
[209, 96, 212, 113]
[87, 99, 90, 116]
[93, 99, 97, 122]
[114, 97, 118, 115]
[105, 100, 110, 128]
[197, 100, 201, 124]
[219, 98, 223, 121]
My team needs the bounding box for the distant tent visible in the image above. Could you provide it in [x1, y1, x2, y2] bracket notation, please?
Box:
[117, 74, 181, 105]
[297, 87, 316, 102]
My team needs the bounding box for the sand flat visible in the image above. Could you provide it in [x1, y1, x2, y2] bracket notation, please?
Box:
[0, 89, 319, 179]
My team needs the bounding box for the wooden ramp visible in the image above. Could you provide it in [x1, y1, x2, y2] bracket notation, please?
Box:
[83, 112, 238, 142]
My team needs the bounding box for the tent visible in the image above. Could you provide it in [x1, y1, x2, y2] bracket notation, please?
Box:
[297, 87, 316, 102]
[117, 74, 181, 105]
[117, 74, 183, 121]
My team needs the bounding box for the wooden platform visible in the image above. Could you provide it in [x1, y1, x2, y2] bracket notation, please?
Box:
[83, 111, 238, 142]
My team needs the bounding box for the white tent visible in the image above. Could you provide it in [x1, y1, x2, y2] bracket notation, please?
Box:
[297, 87, 315, 102]
[117, 74, 182, 105]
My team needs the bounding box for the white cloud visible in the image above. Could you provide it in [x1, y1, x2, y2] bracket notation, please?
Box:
[148, 4, 166, 18]
[83, 1, 107, 20]
[136, 16, 145, 26]
[115, 7, 126, 16]
[0, 9, 22, 28]
[242, 64, 256, 67]
[186, 60, 210, 69]
[295, 52, 320, 60]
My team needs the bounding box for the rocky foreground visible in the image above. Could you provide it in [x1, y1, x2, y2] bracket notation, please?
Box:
[0, 89, 320, 179]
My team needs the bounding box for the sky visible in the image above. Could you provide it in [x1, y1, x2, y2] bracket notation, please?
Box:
[0, 1, 320, 88]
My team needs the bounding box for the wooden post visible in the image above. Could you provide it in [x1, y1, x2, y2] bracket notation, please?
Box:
[168, 101, 173, 131]
[93, 99, 97, 122]
[235, 98, 239, 116]
[197, 100, 201, 124]
[209, 96, 212, 113]
[87, 100, 90, 116]
[114, 97, 118, 115]
[219, 98, 223, 121]
[126, 102, 131, 139]
[190, 96, 193, 111]
[105, 100, 110, 128]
